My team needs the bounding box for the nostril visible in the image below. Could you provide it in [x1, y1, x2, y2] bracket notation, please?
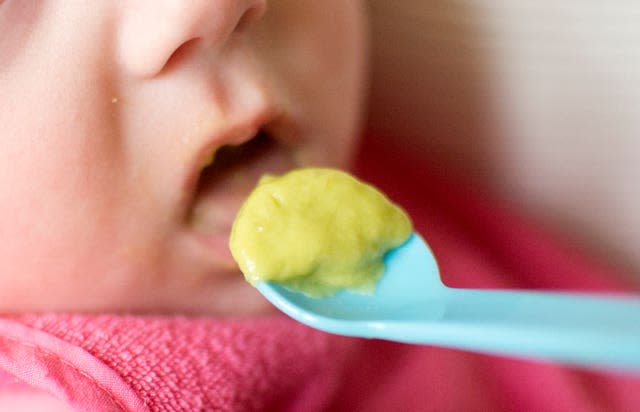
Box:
[154, 4, 265, 75]
[161, 38, 200, 74]
[235, 3, 267, 33]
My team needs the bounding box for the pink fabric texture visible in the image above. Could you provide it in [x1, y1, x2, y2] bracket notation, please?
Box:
[1, 133, 639, 411]
[0, 315, 351, 411]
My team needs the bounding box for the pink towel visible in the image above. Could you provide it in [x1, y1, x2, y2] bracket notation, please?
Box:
[1, 132, 639, 411]
[0, 315, 353, 411]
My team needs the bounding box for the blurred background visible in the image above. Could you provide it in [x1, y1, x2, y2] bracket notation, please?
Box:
[365, 0, 640, 281]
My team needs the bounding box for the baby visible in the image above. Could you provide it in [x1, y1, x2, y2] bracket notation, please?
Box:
[0, 0, 368, 315]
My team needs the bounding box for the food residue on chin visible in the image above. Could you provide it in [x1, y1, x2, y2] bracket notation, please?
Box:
[229, 168, 413, 297]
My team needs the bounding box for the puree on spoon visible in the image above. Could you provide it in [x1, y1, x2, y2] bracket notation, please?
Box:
[229, 168, 412, 297]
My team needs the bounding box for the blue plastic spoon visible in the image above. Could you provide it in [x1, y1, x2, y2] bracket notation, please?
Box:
[257, 233, 640, 372]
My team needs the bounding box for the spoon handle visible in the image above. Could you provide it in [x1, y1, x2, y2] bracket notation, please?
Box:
[380, 288, 640, 371]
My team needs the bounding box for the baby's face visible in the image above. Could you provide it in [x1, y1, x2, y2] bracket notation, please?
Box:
[0, 1, 368, 314]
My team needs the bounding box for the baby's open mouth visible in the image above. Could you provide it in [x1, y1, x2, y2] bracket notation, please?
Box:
[196, 129, 275, 195]
[185, 129, 299, 260]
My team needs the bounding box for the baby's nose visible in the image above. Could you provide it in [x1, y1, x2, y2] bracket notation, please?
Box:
[117, 0, 266, 77]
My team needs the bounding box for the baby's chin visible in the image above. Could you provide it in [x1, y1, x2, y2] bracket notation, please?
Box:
[0, 266, 274, 316]
[132, 272, 276, 316]
[0, 243, 273, 317]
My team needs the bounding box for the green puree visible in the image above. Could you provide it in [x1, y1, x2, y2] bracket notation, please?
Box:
[229, 168, 413, 297]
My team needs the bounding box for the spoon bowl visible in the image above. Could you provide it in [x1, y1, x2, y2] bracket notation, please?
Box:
[258, 233, 640, 372]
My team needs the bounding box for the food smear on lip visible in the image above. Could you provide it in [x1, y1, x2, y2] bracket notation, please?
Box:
[229, 168, 413, 297]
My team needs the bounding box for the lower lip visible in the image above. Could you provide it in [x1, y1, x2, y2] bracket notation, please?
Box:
[194, 230, 237, 268]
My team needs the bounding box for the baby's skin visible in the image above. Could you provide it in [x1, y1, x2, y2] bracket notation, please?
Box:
[0, 1, 368, 315]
